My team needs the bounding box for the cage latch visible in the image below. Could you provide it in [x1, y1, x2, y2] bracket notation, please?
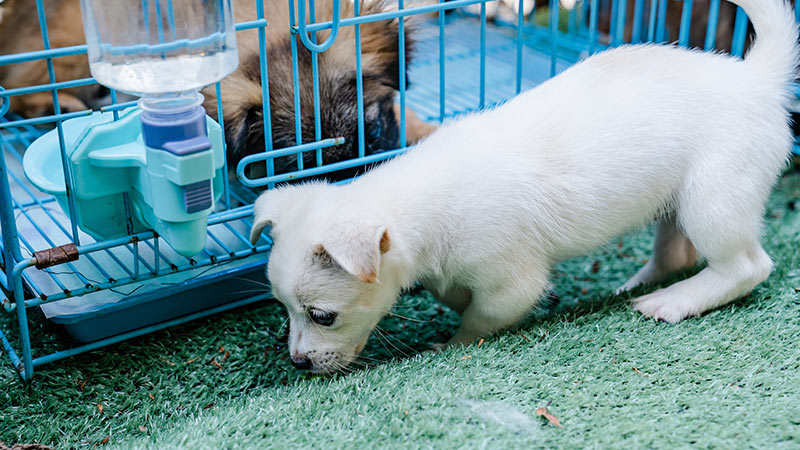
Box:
[33, 244, 79, 269]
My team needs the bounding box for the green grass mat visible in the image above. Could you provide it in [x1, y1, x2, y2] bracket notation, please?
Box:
[2, 169, 799, 449]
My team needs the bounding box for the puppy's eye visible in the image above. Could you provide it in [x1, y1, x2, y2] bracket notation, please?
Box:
[367, 121, 382, 139]
[308, 308, 337, 326]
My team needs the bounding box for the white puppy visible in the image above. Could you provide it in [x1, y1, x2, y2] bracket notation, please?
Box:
[250, 0, 798, 374]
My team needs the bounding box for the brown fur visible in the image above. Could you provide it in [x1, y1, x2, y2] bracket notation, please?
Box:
[208, 0, 427, 175]
[378, 230, 391, 253]
[0, 0, 98, 117]
[393, 102, 438, 143]
[0, 0, 433, 179]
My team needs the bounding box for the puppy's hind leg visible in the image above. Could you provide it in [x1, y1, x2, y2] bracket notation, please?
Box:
[632, 165, 775, 323]
[632, 246, 772, 323]
[616, 216, 697, 294]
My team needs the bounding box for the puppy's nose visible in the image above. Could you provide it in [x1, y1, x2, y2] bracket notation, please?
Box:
[291, 354, 312, 370]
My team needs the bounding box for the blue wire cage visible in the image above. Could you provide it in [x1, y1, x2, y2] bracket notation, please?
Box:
[1, 0, 799, 380]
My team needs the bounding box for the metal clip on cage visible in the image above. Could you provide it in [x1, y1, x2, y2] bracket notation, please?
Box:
[2, 0, 800, 381]
[297, 0, 343, 52]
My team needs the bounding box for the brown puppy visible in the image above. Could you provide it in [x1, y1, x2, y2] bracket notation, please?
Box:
[210, 0, 434, 176]
[0, 0, 435, 177]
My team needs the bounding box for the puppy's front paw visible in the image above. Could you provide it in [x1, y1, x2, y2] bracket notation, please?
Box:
[632, 291, 692, 324]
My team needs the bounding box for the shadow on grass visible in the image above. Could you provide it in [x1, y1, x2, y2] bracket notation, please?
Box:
[362, 257, 784, 371]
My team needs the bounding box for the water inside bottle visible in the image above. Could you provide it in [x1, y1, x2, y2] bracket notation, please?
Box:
[90, 50, 238, 95]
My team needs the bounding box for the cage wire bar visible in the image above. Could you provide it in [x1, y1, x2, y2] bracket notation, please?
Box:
[1, 0, 799, 380]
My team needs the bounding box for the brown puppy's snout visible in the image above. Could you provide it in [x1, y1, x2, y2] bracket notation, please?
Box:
[290, 354, 312, 370]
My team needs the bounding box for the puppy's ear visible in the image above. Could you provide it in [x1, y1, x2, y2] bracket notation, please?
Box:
[250, 188, 292, 244]
[316, 223, 391, 283]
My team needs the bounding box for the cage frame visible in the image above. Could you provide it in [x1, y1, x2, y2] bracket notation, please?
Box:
[1, 0, 798, 380]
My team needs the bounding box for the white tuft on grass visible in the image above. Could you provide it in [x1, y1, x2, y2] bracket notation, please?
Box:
[461, 399, 539, 434]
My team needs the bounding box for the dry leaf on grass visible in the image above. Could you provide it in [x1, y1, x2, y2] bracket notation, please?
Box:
[535, 406, 561, 427]
[159, 357, 175, 366]
[97, 403, 103, 415]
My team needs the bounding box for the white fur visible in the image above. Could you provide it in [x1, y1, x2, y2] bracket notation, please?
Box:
[251, 0, 799, 373]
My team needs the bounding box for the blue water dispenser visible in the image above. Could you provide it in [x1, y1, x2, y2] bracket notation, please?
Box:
[23, 0, 239, 257]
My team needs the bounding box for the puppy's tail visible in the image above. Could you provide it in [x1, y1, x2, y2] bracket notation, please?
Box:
[729, 0, 799, 86]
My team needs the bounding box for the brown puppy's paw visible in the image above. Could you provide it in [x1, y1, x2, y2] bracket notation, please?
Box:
[19, 92, 88, 118]
[394, 103, 438, 144]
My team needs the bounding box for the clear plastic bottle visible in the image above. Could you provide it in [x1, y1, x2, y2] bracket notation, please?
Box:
[68, 0, 238, 256]
[79, 0, 238, 95]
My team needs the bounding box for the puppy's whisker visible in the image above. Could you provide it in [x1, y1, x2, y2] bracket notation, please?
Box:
[351, 355, 378, 369]
[354, 354, 384, 364]
[353, 361, 378, 370]
[333, 359, 355, 374]
[345, 359, 367, 369]
[383, 330, 417, 353]
[387, 311, 427, 323]
[349, 362, 373, 371]
[276, 316, 290, 337]
[375, 326, 417, 355]
[308, 317, 327, 336]
[371, 329, 400, 357]
[231, 277, 270, 288]
[374, 327, 411, 358]
[229, 288, 270, 296]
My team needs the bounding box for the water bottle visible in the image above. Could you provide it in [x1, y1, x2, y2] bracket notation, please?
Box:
[67, 0, 239, 256]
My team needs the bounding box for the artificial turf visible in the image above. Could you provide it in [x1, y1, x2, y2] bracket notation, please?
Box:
[1, 167, 799, 449]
